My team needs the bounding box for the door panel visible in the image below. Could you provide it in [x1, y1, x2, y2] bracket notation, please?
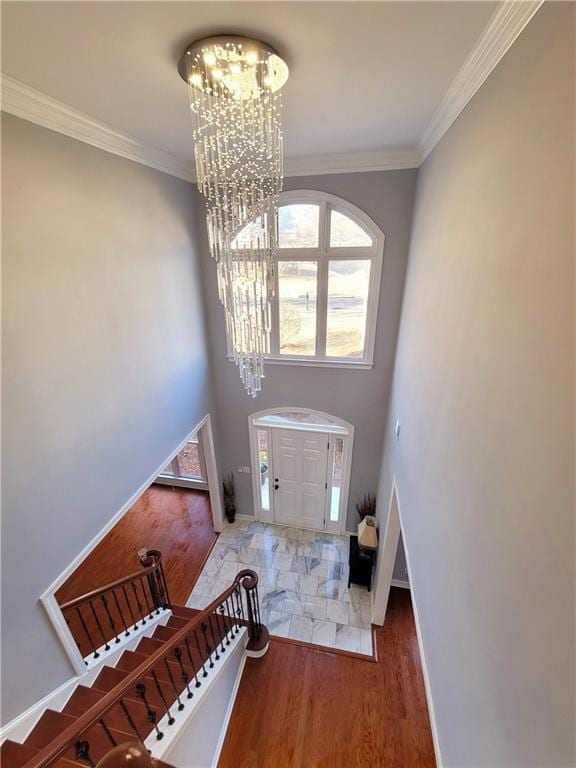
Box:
[272, 429, 329, 530]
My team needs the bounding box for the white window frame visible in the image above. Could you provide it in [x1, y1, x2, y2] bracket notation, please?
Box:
[228, 190, 385, 369]
[155, 434, 209, 490]
[248, 407, 355, 534]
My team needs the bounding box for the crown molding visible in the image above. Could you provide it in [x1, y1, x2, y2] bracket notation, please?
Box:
[284, 148, 421, 177]
[418, 0, 544, 161]
[0, 74, 195, 182]
[1, 2, 544, 183]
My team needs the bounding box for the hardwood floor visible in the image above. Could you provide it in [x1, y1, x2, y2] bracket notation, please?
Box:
[219, 588, 436, 768]
[56, 485, 217, 606]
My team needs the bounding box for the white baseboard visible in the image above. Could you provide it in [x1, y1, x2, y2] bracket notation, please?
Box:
[391, 578, 410, 589]
[0, 610, 171, 745]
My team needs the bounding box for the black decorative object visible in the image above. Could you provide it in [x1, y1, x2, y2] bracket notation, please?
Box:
[348, 534, 375, 592]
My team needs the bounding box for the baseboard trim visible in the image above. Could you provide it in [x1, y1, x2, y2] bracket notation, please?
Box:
[391, 579, 410, 590]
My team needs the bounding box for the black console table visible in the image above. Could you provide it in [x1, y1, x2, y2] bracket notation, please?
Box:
[348, 534, 375, 592]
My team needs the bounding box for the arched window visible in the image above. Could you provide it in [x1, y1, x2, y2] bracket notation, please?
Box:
[231, 190, 385, 367]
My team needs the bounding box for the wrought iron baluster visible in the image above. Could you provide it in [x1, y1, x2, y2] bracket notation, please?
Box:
[174, 647, 193, 699]
[122, 584, 139, 629]
[184, 637, 202, 687]
[75, 740, 95, 767]
[194, 628, 209, 676]
[155, 567, 167, 610]
[151, 670, 175, 725]
[99, 717, 117, 747]
[200, 622, 214, 669]
[163, 658, 185, 711]
[101, 594, 120, 644]
[207, 614, 221, 660]
[139, 576, 155, 619]
[75, 606, 99, 659]
[135, 682, 163, 740]
[224, 595, 236, 638]
[120, 699, 144, 741]
[89, 599, 111, 651]
[112, 589, 130, 637]
[66, 614, 88, 664]
[159, 561, 172, 608]
[131, 580, 146, 625]
[253, 586, 262, 639]
[218, 604, 228, 651]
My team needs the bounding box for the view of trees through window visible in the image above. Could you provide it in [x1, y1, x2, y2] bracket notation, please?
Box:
[227, 195, 381, 363]
[278, 261, 317, 355]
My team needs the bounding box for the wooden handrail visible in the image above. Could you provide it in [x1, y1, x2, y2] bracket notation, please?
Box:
[60, 563, 163, 612]
[22, 570, 260, 768]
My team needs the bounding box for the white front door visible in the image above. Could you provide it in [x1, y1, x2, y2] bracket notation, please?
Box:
[271, 428, 329, 530]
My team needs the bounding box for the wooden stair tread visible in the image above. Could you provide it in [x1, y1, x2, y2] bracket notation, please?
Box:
[62, 686, 152, 737]
[0, 739, 39, 768]
[92, 666, 129, 693]
[166, 616, 188, 629]
[135, 637, 165, 655]
[171, 605, 199, 620]
[25, 710, 78, 750]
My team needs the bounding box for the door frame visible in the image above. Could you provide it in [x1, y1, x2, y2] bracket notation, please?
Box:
[248, 407, 354, 534]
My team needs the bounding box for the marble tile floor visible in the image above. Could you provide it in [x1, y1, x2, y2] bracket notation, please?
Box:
[186, 519, 373, 656]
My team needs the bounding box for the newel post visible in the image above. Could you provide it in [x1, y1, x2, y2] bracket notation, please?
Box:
[238, 569, 269, 657]
[138, 548, 172, 611]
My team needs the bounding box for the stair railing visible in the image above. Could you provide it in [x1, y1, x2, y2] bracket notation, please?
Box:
[22, 569, 268, 768]
[59, 551, 172, 662]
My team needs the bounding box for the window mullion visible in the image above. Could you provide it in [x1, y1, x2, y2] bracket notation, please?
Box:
[316, 258, 328, 358]
[270, 261, 280, 356]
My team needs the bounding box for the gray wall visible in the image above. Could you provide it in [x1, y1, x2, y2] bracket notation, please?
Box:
[197, 171, 417, 531]
[1, 115, 214, 722]
[377, 5, 575, 766]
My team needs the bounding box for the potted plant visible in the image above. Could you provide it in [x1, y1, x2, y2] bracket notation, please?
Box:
[356, 493, 376, 522]
[223, 471, 236, 523]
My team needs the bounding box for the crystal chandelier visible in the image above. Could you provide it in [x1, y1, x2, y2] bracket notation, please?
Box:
[178, 36, 289, 396]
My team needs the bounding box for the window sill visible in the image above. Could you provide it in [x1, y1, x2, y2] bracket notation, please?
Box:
[226, 355, 374, 370]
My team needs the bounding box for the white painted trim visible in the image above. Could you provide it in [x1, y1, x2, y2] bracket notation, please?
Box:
[154, 476, 209, 492]
[200, 413, 225, 534]
[419, 0, 544, 160]
[1, 4, 544, 189]
[391, 479, 444, 768]
[248, 407, 354, 535]
[210, 654, 248, 767]
[391, 579, 410, 590]
[0, 74, 195, 182]
[284, 149, 421, 176]
[244, 356, 374, 371]
[0, 610, 171, 745]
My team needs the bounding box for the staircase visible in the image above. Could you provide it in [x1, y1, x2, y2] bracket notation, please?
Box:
[1, 562, 268, 768]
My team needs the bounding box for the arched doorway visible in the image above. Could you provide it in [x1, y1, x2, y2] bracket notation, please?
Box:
[248, 407, 354, 533]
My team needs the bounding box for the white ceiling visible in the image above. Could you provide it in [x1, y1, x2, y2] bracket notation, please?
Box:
[2, 1, 497, 164]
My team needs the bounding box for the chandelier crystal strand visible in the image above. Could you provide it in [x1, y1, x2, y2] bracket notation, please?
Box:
[180, 36, 288, 396]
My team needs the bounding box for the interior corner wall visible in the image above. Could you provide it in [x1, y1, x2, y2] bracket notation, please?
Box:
[1, 114, 214, 723]
[378, 4, 575, 766]
[197, 171, 417, 530]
